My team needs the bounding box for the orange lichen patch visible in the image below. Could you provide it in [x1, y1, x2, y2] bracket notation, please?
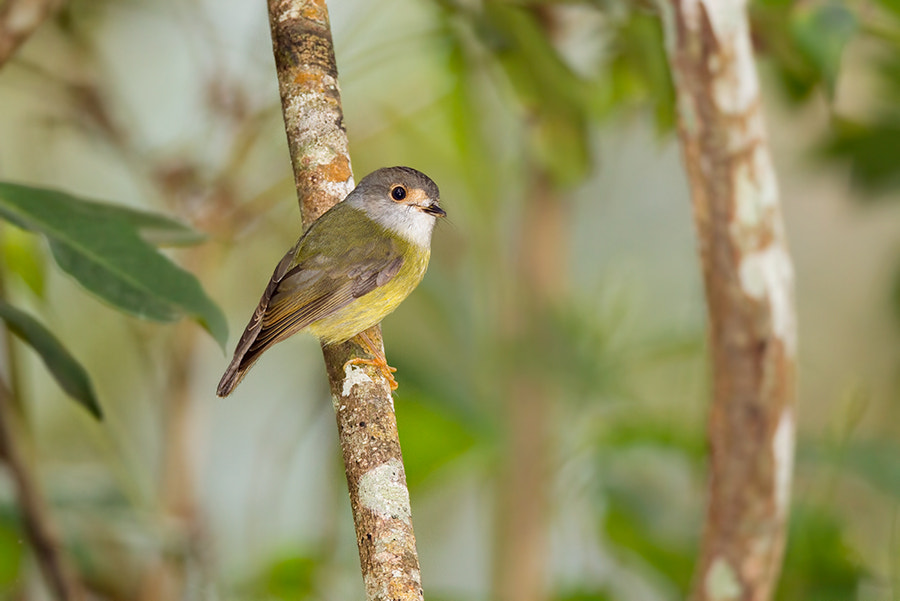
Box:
[302, 2, 328, 23]
[292, 69, 322, 90]
[322, 155, 352, 183]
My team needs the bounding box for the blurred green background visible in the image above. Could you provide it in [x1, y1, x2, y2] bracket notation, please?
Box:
[0, 0, 899, 599]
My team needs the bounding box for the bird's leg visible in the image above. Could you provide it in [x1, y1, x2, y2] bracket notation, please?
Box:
[343, 329, 399, 390]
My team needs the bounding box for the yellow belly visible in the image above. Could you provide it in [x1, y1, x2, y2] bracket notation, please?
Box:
[307, 246, 430, 345]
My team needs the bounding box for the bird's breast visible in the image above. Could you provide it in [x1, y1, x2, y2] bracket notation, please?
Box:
[307, 243, 431, 345]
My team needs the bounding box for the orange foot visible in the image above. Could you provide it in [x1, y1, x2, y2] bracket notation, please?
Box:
[343, 330, 399, 390]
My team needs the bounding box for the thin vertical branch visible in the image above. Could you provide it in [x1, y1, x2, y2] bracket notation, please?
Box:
[659, 1, 798, 600]
[494, 171, 561, 601]
[0, 378, 85, 601]
[265, 1, 424, 599]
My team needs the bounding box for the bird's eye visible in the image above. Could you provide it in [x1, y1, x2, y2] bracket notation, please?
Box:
[390, 186, 407, 201]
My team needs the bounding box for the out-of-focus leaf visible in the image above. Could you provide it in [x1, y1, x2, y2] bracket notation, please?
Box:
[0, 503, 23, 589]
[257, 555, 316, 600]
[606, 11, 676, 133]
[395, 391, 478, 488]
[553, 590, 614, 601]
[776, 505, 865, 601]
[0, 182, 227, 348]
[72, 201, 207, 247]
[0, 300, 102, 419]
[600, 420, 706, 462]
[791, 2, 857, 98]
[821, 118, 900, 194]
[468, 3, 595, 187]
[604, 492, 695, 593]
[1, 224, 45, 297]
[751, 0, 857, 103]
[839, 439, 900, 499]
[875, 0, 900, 19]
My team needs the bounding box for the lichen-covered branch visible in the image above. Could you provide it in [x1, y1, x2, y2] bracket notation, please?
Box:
[659, 1, 798, 600]
[0, 0, 62, 68]
[0, 378, 85, 601]
[266, 1, 424, 599]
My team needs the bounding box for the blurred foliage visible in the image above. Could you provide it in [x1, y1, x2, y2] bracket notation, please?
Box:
[395, 393, 480, 488]
[752, 0, 858, 102]
[603, 491, 695, 594]
[0, 504, 23, 590]
[552, 590, 614, 601]
[755, 0, 900, 200]
[250, 554, 317, 600]
[776, 505, 865, 601]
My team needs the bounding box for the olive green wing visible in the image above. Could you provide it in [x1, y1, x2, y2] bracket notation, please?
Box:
[255, 238, 404, 349]
[216, 233, 403, 397]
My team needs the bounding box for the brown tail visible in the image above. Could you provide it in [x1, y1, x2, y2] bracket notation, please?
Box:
[216, 247, 298, 397]
[216, 355, 252, 397]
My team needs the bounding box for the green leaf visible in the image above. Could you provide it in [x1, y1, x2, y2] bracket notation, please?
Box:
[0, 300, 102, 419]
[1, 224, 45, 297]
[69, 201, 208, 247]
[791, 2, 858, 98]
[0, 182, 227, 348]
[751, 0, 855, 104]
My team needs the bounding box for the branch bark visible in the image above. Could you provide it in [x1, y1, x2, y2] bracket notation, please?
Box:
[266, 1, 424, 599]
[0, 378, 85, 601]
[0, 0, 62, 68]
[659, 2, 798, 600]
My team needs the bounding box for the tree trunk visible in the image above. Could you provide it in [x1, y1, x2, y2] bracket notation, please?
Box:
[660, 1, 798, 600]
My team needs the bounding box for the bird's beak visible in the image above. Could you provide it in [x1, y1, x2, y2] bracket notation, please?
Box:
[420, 203, 446, 217]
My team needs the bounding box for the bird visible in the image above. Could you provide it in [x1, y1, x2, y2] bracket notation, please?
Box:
[216, 166, 445, 397]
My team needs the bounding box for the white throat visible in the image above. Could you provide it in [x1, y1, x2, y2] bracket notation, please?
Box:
[351, 199, 437, 248]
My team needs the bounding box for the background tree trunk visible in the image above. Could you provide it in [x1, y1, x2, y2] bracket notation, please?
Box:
[660, 1, 798, 599]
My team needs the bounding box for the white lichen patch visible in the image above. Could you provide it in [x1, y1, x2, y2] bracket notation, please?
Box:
[358, 459, 412, 524]
[703, 0, 747, 41]
[286, 90, 347, 165]
[677, 0, 702, 32]
[733, 166, 766, 231]
[773, 407, 795, 517]
[730, 156, 780, 250]
[711, 23, 759, 116]
[705, 557, 742, 600]
[732, 146, 779, 232]
[363, 567, 421, 601]
[738, 245, 797, 356]
[319, 175, 355, 203]
[343, 363, 374, 396]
